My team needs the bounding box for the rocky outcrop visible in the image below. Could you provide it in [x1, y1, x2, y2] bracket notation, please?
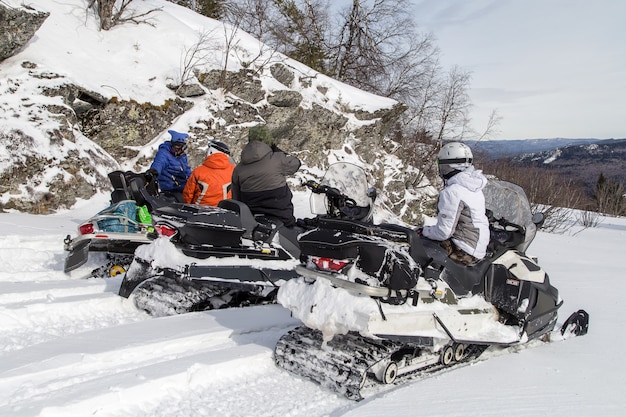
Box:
[0, 9, 410, 214]
[80, 97, 194, 161]
[193, 64, 407, 171]
[0, 3, 49, 62]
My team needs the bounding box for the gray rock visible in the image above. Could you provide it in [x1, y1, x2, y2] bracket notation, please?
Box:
[0, 3, 49, 62]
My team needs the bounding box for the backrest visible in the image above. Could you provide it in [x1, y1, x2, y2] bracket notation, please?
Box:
[128, 176, 173, 212]
[108, 171, 132, 203]
[218, 199, 258, 239]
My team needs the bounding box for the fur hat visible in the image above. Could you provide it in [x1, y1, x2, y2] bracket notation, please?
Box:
[248, 125, 273, 146]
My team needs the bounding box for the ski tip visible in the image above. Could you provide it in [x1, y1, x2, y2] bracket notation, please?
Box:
[560, 309, 589, 337]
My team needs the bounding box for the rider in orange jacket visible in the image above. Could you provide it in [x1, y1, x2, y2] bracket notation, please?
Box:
[182, 140, 235, 206]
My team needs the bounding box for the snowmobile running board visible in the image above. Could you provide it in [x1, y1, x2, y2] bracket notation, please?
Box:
[432, 313, 520, 346]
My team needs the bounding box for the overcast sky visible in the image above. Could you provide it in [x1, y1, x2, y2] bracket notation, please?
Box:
[412, 0, 626, 140]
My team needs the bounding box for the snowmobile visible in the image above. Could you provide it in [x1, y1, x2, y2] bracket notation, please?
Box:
[117, 163, 378, 316]
[274, 167, 589, 400]
[63, 170, 175, 277]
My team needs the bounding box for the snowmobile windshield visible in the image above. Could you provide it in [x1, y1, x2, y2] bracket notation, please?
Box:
[310, 162, 372, 218]
[483, 179, 536, 252]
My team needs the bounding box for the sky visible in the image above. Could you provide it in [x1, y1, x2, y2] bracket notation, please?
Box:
[1, 191, 625, 416]
[412, 0, 626, 140]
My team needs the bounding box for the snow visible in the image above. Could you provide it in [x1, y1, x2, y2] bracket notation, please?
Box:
[1, 192, 625, 416]
[0, 0, 625, 415]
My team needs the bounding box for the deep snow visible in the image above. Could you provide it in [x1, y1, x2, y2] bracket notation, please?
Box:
[1, 193, 625, 416]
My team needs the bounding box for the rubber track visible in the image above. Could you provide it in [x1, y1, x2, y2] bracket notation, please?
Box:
[274, 326, 489, 400]
[132, 274, 277, 316]
[275, 326, 406, 400]
[90, 254, 135, 278]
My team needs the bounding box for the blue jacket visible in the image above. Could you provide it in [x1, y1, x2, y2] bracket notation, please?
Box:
[150, 142, 191, 192]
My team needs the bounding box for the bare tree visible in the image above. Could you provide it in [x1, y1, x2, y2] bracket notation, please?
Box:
[177, 30, 220, 90]
[433, 65, 471, 146]
[224, 0, 277, 43]
[594, 173, 625, 215]
[87, 0, 161, 31]
[478, 109, 502, 141]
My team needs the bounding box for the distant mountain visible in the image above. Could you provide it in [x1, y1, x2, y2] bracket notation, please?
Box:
[479, 138, 626, 194]
[465, 138, 606, 159]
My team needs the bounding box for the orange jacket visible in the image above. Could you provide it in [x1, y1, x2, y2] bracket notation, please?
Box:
[182, 153, 235, 206]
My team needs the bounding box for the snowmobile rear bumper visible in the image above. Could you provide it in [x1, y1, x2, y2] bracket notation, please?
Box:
[63, 232, 152, 273]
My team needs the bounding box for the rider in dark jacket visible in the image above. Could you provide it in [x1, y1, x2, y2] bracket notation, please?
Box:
[231, 126, 301, 226]
[149, 130, 192, 202]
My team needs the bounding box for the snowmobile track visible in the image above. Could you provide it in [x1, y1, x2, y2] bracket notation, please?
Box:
[132, 274, 279, 317]
[274, 326, 489, 400]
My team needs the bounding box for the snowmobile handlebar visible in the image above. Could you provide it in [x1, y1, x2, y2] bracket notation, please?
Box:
[303, 180, 359, 211]
[304, 180, 347, 199]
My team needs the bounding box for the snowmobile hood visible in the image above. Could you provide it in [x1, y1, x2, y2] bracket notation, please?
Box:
[240, 140, 273, 164]
[447, 166, 487, 192]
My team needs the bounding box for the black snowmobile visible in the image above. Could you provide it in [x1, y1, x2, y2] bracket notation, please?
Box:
[117, 163, 378, 316]
[63, 170, 175, 277]
[274, 164, 589, 400]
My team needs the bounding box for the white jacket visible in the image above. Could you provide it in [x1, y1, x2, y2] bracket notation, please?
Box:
[422, 167, 490, 259]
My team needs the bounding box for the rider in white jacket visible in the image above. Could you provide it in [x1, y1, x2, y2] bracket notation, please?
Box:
[422, 142, 490, 264]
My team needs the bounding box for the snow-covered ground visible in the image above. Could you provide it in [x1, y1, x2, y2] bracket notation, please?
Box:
[1, 193, 624, 417]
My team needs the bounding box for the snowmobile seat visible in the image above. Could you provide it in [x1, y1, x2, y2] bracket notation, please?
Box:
[421, 238, 492, 296]
[128, 176, 174, 212]
[218, 199, 259, 240]
[108, 171, 132, 203]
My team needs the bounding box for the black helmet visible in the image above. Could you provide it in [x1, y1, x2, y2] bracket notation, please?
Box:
[207, 139, 230, 155]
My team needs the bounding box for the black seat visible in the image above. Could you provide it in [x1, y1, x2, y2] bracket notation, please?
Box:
[218, 199, 259, 239]
[108, 171, 131, 203]
[128, 176, 173, 212]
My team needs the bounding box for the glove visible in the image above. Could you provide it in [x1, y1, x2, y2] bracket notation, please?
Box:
[145, 168, 158, 181]
[416, 227, 424, 236]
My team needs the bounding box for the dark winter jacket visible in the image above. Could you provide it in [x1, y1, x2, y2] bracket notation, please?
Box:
[182, 153, 235, 206]
[231, 141, 301, 226]
[150, 141, 192, 193]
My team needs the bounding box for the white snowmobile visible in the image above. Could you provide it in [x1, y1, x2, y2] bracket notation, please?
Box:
[274, 162, 589, 400]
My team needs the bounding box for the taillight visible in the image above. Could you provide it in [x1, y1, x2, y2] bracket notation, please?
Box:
[311, 257, 349, 272]
[155, 224, 178, 237]
[78, 223, 94, 235]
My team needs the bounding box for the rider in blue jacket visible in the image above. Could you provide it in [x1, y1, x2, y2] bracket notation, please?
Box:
[148, 130, 192, 202]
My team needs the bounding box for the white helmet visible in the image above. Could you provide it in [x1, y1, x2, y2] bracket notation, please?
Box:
[207, 139, 230, 156]
[437, 142, 473, 179]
